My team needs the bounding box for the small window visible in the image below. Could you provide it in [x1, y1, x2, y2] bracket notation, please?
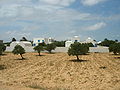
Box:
[33, 44, 36, 46]
[42, 40, 44, 42]
[38, 40, 40, 42]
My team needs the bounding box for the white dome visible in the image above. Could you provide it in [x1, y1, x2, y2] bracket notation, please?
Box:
[88, 37, 91, 40]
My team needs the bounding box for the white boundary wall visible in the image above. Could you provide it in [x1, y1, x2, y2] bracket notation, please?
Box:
[89, 47, 109, 53]
[6, 47, 109, 53]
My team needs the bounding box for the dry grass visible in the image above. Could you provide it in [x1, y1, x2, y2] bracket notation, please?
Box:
[0, 52, 120, 90]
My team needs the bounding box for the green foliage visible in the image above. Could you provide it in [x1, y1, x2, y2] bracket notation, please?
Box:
[20, 37, 28, 41]
[4, 42, 11, 46]
[99, 38, 116, 47]
[34, 43, 44, 56]
[53, 41, 65, 47]
[12, 38, 16, 42]
[39, 42, 46, 46]
[45, 43, 56, 53]
[68, 42, 89, 60]
[0, 46, 2, 55]
[12, 45, 25, 59]
[28, 84, 47, 90]
[84, 43, 94, 47]
[109, 43, 120, 55]
[87, 43, 94, 47]
[0, 43, 6, 55]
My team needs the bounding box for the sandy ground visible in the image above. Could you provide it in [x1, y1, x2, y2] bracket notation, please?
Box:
[0, 52, 120, 90]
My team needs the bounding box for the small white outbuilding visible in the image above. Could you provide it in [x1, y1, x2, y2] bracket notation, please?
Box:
[10, 41, 32, 48]
[6, 41, 33, 52]
[65, 41, 73, 47]
[33, 37, 54, 46]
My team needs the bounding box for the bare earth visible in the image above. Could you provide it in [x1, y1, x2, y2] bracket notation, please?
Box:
[0, 52, 120, 90]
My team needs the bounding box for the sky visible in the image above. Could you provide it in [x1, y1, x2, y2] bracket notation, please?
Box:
[0, 0, 120, 42]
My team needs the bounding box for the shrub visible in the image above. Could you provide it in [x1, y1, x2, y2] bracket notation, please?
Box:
[0, 43, 6, 55]
[109, 43, 120, 55]
[20, 37, 28, 41]
[34, 43, 44, 56]
[99, 38, 116, 47]
[45, 43, 56, 53]
[12, 45, 25, 59]
[12, 38, 16, 42]
[68, 42, 89, 60]
[53, 41, 65, 47]
[86, 43, 94, 47]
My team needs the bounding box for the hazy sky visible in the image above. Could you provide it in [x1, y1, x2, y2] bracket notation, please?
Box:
[0, 0, 120, 42]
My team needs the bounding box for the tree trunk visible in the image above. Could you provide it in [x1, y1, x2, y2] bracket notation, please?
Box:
[0, 55, 1, 61]
[49, 50, 51, 53]
[114, 52, 117, 55]
[39, 52, 41, 56]
[76, 55, 79, 60]
[20, 54, 24, 59]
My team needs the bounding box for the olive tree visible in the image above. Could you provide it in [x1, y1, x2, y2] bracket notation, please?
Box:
[12, 45, 25, 59]
[99, 38, 116, 47]
[34, 43, 44, 56]
[20, 37, 28, 41]
[45, 43, 56, 53]
[109, 43, 120, 55]
[0, 43, 6, 55]
[12, 38, 16, 42]
[68, 42, 89, 60]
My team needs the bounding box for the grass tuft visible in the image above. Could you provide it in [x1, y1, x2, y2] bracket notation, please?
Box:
[0, 65, 6, 70]
[28, 84, 47, 90]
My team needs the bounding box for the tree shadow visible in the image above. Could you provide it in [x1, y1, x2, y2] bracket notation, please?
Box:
[99, 66, 107, 69]
[0, 65, 6, 70]
[114, 57, 120, 59]
[69, 59, 89, 62]
[45, 52, 56, 54]
[35, 55, 45, 56]
[15, 58, 27, 60]
[110, 53, 120, 56]
[0, 53, 7, 56]
[94, 52, 100, 53]
[82, 53, 90, 55]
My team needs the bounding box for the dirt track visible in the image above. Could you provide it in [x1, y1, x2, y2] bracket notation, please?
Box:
[0, 52, 120, 90]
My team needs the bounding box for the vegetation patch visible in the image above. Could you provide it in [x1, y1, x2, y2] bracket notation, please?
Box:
[0, 65, 6, 70]
[68, 42, 89, 61]
[28, 85, 47, 90]
[99, 66, 106, 69]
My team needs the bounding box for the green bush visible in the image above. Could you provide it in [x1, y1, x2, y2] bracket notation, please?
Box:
[12, 45, 25, 59]
[109, 43, 120, 55]
[99, 38, 116, 47]
[0, 43, 6, 55]
[34, 43, 44, 56]
[12, 38, 16, 42]
[53, 41, 65, 47]
[68, 42, 89, 60]
[45, 43, 56, 53]
[20, 37, 28, 41]
[86, 43, 94, 47]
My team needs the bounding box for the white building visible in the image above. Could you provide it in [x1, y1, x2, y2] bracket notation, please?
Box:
[65, 36, 80, 47]
[33, 37, 54, 46]
[73, 36, 80, 42]
[82, 37, 97, 46]
[65, 40, 74, 47]
[6, 41, 33, 52]
[65, 37, 98, 47]
[10, 41, 32, 48]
